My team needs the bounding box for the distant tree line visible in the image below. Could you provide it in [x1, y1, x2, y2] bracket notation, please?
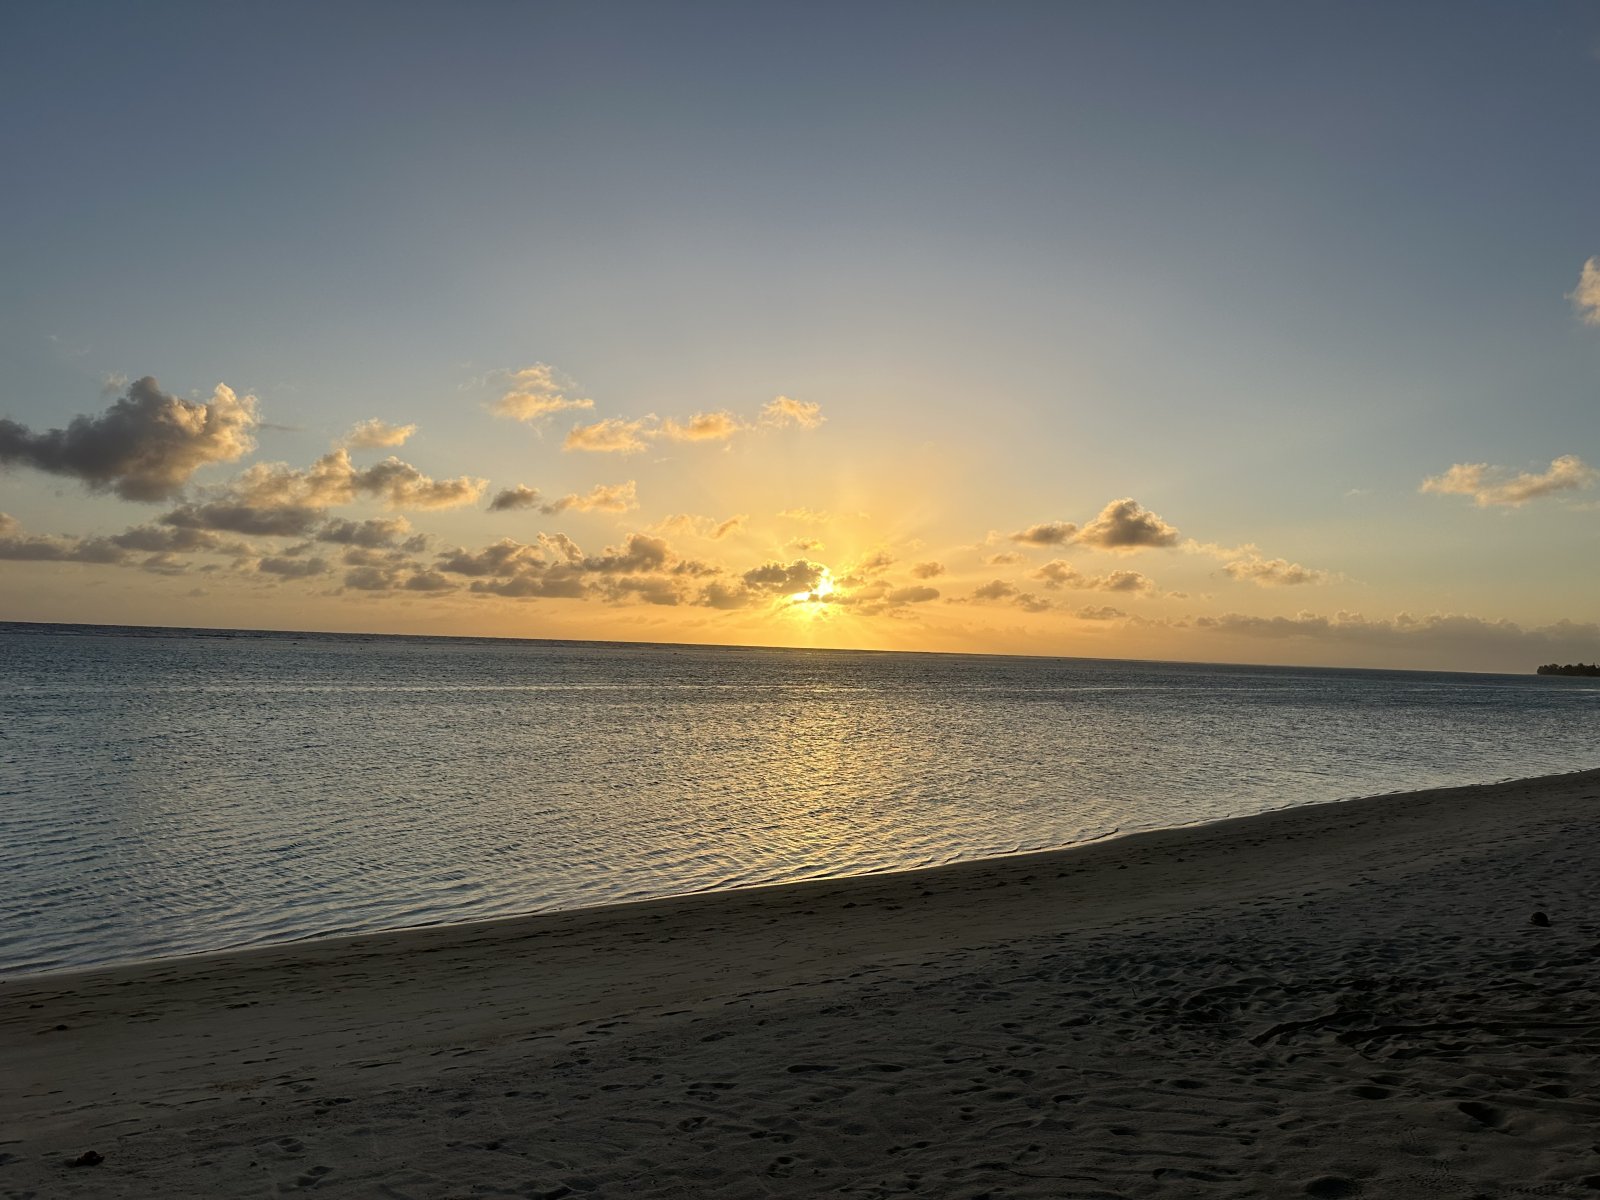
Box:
[1536, 662, 1600, 676]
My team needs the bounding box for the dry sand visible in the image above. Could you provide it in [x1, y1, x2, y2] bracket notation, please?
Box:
[3, 769, 1598, 1199]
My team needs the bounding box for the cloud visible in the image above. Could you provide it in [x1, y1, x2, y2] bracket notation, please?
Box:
[1222, 554, 1329, 587]
[471, 573, 589, 599]
[1094, 569, 1154, 593]
[436, 538, 545, 577]
[345, 565, 400, 591]
[962, 578, 1052, 612]
[1568, 257, 1600, 326]
[985, 551, 1024, 566]
[340, 554, 457, 593]
[0, 524, 125, 563]
[490, 364, 595, 422]
[743, 559, 828, 595]
[1076, 605, 1126, 621]
[488, 484, 541, 512]
[139, 552, 190, 576]
[972, 579, 1018, 601]
[1008, 521, 1077, 546]
[110, 524, 231, 553]
[230, 451, 358, 508]
[583, 533, 672, 574]
[0, 377, 258, 500]
[404, 570, 457, 593]
[490, 480, 638, 515]
[908, 561, 945, 579]
[1419, 455, 1597, 507]
[778, 506, 865, 522]
[761, 396, 824, 429]
[564, 417, 651, 454]
[566, 397, 821, 453]
[433, 530, 710, 606]
[1193, 609, 1600, 665]
[686, 558, 833, 610]
[259, 555, 330, 578]
[316, 516, 413, 548]
[355, 457, 486, 509]
[227, 449, 485, 511]
[543, 481, 638, 515]
[344, 419, 417, 449]
[1033, 561, 1155, 593]
[886, 585, 940, 604]
[658, 513, 745, 540]
[697, 580, 754, 609]
[1074, 498, 1180, 551]
[659, 411, 744, 442]
[162, 502, 324, 537]
[789, 537, 824, 552]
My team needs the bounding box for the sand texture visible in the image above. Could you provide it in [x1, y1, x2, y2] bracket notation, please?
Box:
[3, 769, 1599, 1198]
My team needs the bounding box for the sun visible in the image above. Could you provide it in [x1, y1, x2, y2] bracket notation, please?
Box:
[788, 568, 837, 607]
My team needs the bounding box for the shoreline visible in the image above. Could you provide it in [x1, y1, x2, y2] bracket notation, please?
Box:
[11, 764, 1593, 986]
[5, 767, 1598, 1197]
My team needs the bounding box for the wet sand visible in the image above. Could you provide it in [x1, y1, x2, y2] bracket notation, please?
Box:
[3, 768, 1598, 1198]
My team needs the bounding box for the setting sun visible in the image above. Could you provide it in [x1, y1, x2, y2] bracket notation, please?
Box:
[788, 568, 837, 608]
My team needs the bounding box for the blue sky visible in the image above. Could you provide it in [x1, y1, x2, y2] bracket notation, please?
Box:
[2, 2, 1597, 669]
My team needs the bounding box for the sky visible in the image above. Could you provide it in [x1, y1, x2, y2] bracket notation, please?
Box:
[1, 0, 1597, 672]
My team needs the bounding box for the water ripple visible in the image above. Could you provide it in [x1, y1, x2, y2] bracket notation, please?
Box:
[1, 628, 1595, 976]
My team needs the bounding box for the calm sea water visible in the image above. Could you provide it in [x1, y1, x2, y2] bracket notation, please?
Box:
[2, 622, 1596, 976]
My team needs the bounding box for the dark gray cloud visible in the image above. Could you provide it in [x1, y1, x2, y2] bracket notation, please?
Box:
[315, 516, 412, 548]
[258, 556, 331, 579]
[469, 573, 589, 599]
[404, 570, 457, 593]
[0, 513, 125, 563]
[436, 531, 706, 604]
[345, 565, 398, 591]
[584, 533, 670, 575]
[0, 377, 257, 500]
[488, 484, 542, 512]
[138, 553, 189, 576]
[0, 529, 125, 563]
[1074, 498, 1179, 550]
[111, 524, 225, 553]
[436, 538, 543, 577]
[742, 559, 828, 595]
[489, 481, 639, 515]
[964, 578, 1052, 613]
[972, 579, 1018, 601]
[161, 502, 324, 538]
[1008, 521, 1077, 546]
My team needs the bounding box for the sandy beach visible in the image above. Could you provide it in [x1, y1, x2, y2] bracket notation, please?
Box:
[4, 769, 1598, 1199]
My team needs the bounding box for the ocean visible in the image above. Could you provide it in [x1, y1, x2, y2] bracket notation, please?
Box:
[2, 622, 1595, 977]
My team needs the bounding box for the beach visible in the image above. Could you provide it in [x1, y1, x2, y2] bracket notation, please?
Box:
[4, 768, 1597, 1198]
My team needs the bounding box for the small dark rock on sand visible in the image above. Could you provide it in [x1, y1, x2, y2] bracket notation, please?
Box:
[1530, 911, 1551, 927]
[68, 1151, 104, 1167]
